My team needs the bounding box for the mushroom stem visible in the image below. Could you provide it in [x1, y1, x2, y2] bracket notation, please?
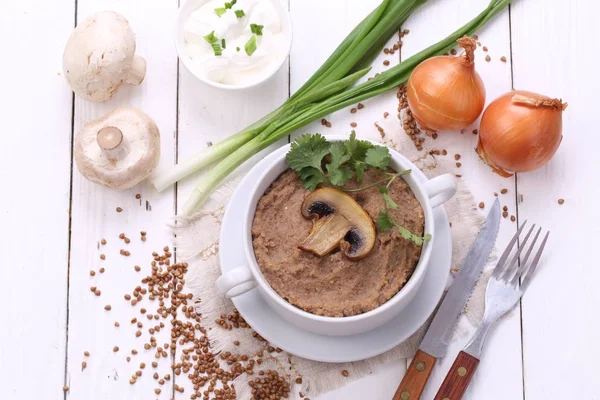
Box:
[125, 55, 146, 86]
[97, 126, 128, 161]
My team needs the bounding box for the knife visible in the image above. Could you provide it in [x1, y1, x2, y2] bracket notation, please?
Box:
[392, 199, 501, 400]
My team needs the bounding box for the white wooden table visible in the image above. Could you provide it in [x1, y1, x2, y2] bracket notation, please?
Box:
[0, 0, 595, 399]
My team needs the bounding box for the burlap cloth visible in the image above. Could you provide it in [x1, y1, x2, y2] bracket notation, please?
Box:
[172, 92, 494, 399]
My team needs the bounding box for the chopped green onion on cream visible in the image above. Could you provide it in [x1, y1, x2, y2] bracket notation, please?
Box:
[183, 0, 286, 86]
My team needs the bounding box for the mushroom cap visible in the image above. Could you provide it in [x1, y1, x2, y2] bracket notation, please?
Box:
[74, 107, 160, 190]
[63, 11, 141, 102]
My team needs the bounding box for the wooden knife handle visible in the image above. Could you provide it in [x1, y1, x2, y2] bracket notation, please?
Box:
[433, 351, 480, 400]
[393, 350, 437, 400]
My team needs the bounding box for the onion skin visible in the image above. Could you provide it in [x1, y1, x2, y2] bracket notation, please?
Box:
[476, 90, 567, 177]
[407, 36, 486, 131]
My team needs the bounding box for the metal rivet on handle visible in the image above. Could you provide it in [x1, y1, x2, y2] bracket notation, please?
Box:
[415, 362, 425, 372]
[400, 390, 410, 400]
[443, 398, 450, 400]
[457, 367, 467, 377]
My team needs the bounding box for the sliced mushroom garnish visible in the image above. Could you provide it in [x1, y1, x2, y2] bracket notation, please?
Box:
[300, 214, 352, 256]
[299, 187, 376, 260]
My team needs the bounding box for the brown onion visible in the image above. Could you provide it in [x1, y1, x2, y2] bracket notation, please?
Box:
[476, 90, 567, 177]
[407, 36, 485, 131]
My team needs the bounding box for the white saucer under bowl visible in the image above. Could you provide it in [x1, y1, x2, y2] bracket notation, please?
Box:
[219, 144, 451, 363]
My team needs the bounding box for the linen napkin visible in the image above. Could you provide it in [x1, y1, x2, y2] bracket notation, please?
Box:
[172, 94, 493, 399]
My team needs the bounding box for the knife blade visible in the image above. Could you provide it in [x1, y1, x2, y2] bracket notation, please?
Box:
[392, 198, 501, 400]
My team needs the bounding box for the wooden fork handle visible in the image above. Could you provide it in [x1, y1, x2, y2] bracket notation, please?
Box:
[433, 351, 480, 400]
[393, 350, 437, 400]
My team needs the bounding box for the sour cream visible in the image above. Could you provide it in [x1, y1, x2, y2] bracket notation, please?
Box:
[183, 0, 287, 86]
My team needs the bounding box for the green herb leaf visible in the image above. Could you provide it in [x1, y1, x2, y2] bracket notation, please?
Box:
[211, 43, 223, 56]
[245, 35, 257, 56]
[250, 24, 264, 36]
[236, 46, 241, 52]
[376, 211, 395, 232]
[326, 142, 355, 186]
[235, 9, 245, 18]
[379, 187, 398, 210]
[378, 210, 430, 245]
[203, 31, 219, 44]
[344, 131, 374, 161]
[214, 7, 226, 17]
[297, 167, 326, 191]
[396, 227, 431, 246]
[327, 164, 353, 187]
[286, 134, 330, 174]
[365, 146, 391, 169]
[329, 142, 352, 168]
[221, 38, 227, 49]
[354, 161, 366, 182]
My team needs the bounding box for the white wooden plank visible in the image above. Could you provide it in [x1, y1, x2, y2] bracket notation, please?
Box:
[288, 0, 522, 398]
[173, 1, 291, 396]
[511, 1, 600, 399]
[174, 13, 291, 207]
[65, 0, 178, 399]
[290, 1, 406, 398]
[0, 1, 74, 399]
[398, 1, 522, 399]
[319, 362, 406, 400]
[289, 0, 395, 145]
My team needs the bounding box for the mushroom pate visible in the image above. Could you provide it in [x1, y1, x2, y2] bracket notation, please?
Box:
[251, 169, 425, 317]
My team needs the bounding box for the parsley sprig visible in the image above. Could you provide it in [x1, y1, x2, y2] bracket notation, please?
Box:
[376, 183, 432, 245]
[286, 131, 390, 190]
[287, 132, 431, 245]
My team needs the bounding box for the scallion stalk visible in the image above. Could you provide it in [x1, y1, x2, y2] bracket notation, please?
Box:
[153, 0, 423, 193]
[152, 131, 255, 192]
[155, 0, 514, 216]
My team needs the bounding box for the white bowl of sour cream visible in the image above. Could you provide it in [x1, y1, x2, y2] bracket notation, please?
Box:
[176, 0, 293, 90]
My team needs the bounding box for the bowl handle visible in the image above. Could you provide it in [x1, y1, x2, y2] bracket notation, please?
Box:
[216, 265, 257, 298]
[423, 174, 457, 208]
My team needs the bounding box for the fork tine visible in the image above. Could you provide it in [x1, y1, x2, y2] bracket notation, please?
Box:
[501, 224, 536, 283]
[492, 220, 528, 278]
[510, 227, 542, 286]
[520, 231, 550, 293]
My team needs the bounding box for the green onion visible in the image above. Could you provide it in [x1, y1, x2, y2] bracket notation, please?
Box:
[235, 9, 245, 18]
[203, 31, 218, 44]
[225, 1, 232, 9]
[211, 43, 223, 56]
[245, 36, 257, 56]
[152, 0, 514, 215]
[222, 38, 226, 49]
[214, 7, 226, 17]
[236, 46, 241, 52]
[250, 23, 264, 36]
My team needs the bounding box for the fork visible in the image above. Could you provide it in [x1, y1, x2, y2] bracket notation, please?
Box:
[433, 221, 549, 400]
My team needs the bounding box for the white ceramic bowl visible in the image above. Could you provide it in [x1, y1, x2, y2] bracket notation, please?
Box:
[216, 135, 456, 336]
[175, 0, 293, 90]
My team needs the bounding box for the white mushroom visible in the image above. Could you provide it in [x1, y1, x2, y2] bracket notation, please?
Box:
[74, 108, 160, 189]
[63, 11, 146, 102]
